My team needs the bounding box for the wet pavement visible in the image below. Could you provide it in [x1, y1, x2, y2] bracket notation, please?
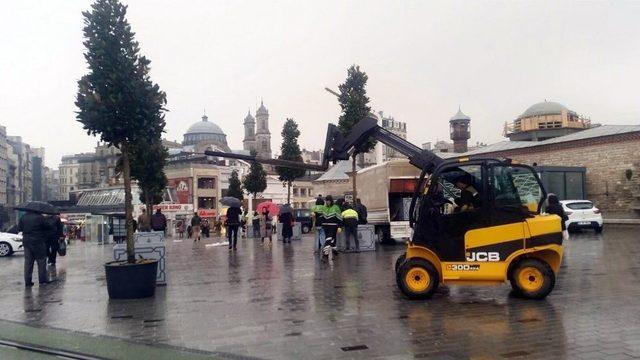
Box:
[1, 226, 640, 359]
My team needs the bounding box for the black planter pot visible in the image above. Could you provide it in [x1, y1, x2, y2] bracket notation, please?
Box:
[105, 259, 158, 299]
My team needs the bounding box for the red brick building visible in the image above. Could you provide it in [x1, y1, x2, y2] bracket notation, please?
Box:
[445, 125, 640, 218]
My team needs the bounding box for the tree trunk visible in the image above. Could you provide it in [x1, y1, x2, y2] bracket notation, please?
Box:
[121, 143, 135, 263]
[145, 192, 153, 219]
[287, 182, 291, 204]
[351, 154, 357, 203]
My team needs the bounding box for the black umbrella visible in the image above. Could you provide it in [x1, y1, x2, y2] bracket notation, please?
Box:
[14, 201, 59, 215]
[219, 197, 242, 208]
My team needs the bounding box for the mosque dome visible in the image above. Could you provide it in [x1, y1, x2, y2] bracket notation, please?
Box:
[518, 101, 575, 119]
[183, 114, 228, 148]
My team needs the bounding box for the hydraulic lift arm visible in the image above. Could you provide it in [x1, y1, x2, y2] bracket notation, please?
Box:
[203, 116, 443, 174]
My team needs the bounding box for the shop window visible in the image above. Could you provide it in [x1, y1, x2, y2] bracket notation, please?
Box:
[198, 197, 216, 209]
[198, 177, 216, 189]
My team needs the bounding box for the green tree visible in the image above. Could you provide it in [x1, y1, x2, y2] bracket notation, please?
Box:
[130, 139, 168, 216]
[276, 118, 305, 203]
[227, 169, 244, 200]
[337, 65, 375, 201]
[76, 0, 166, 263]
[242, 150, 267, 206]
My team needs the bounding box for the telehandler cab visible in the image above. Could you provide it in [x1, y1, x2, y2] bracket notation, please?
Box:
[205, 116, 563, 300]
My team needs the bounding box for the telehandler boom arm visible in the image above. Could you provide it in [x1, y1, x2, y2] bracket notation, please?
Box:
[203, 116, 443, 173]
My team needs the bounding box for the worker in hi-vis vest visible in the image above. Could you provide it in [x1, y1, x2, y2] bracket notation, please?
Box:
[341, 205, 359, 252]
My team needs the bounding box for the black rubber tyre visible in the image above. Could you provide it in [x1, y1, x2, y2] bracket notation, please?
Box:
[594, 225, 603, 233]
[301, 225, 310, 234]
[0, 242, 13, 257]
[396, 258, 439, 300]
[510, 258, 555, 300]
[395, 253, 406, 273]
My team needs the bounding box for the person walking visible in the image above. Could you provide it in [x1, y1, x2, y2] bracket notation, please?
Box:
[46, 214, 64, 270]
[279, 205, 294, 244]
[341, 205, 360, 252]
[311, 198, 325, 252]
[178, 220, 185, 239]
[137, 209, 151, 232]
[252, 211, 260, 238]
[191, 212, 202, 242]
[151, 209, 167, 234]
[320, 195, 342, 243]
[355, 198, 368, 225]
[260, 209, 273, 244]
[226, 205, 242, 250]
[18, 211, 53, 286]
[546, 193, 570, 241]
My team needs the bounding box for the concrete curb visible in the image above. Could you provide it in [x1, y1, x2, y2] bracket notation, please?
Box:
[604, 219, 640, 225]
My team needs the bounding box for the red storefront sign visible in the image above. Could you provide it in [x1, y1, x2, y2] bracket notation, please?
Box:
[197, 209, 217, 218]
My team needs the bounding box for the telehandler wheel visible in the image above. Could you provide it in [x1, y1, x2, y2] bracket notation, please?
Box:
[395, 253, 406, 273]
[396, 258, 439, 300]
[510, 258, 555, 300]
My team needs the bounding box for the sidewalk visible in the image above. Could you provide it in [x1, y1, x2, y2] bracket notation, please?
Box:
[0, 319, 224, 360]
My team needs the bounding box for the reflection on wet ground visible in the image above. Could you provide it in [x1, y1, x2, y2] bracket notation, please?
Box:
[1, 227, 640, 359]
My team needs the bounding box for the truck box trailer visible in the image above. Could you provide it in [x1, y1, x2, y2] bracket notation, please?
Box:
[357, 160, 421, 242]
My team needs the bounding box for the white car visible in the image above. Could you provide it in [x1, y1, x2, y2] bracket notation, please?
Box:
[560, 200, 603, 233]
[0, 232, 23, 257]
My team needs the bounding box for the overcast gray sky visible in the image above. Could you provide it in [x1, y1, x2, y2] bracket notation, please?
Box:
[1, 0, 639, 168]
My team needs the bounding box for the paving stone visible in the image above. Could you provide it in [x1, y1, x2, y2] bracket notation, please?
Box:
[0, 227, 639, 359]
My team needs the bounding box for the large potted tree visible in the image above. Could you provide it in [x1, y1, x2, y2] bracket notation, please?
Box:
[76, 0, 167, 299]
[337, 65, 376, 201]
[276, 118, 306, 204]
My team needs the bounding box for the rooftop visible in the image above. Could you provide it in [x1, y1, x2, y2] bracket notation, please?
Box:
[314, 160, 359, 182]
[442, 124, 640, 158]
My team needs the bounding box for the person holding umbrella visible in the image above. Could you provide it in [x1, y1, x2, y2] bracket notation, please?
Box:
[15, 201, 56, 286]
[279, 204, 294, 244]
[221, 197, 243, 250]
[256, 202, 278, 244]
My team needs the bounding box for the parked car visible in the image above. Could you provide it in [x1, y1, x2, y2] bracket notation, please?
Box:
[293, 209, 312, 234]
[0, 232, 23, 257]
[560, 200, 603, 233]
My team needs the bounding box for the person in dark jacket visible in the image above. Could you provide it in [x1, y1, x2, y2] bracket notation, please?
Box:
[546, 193, 569, 240]
[191, 213, 202, 242]
[46, 215, 64, 268]
[18, 212, 53, 286]
[151, 209, 167, 233]
[279, 207, 294, 244]
[354, 198, 368, 225]
[226, 206, 242, 250]
[252, 211, 260, 238]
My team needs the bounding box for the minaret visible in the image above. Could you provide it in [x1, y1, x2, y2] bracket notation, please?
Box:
[450, 107, 471, 153]
[243, 110, 256, 152]
[254, 100, 272, 158]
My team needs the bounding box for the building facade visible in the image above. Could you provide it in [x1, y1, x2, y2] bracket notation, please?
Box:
[360, 111, 408, 167]
[0, 126, 8, 205]
[7, 136, 32, 204]
[31, 147, 45, 201]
